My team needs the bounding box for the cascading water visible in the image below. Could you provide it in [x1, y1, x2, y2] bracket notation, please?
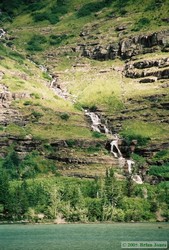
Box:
[29, 60, 142, 184]
[85, 111, 143, 184]
[0, 29, 6, 38]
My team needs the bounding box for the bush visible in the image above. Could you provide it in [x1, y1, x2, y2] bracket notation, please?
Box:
[120, 197, 153, 222]
[27, 34, 47, 51]
[60, 112, 70, 121]
[92, 131, 105, 138]
[49, 34, 68, 46]
[153, 150, 169, 162]
[23, 100, 32, 106]
[31, 111, 43, 121]
[51, 5, 68, 15]
[30, 93, 41, 99]
[33, 12, 48, 22]
[47, 14, 59, 24]
[132, 17, 151, 31]
[120, 133, 150, 146]
[33, 12, 59, 24]
[66, 139, 76, 148]
[26, 1, 46, 12]
[149, 164, 169, 178]
[77, 2, 106, 17]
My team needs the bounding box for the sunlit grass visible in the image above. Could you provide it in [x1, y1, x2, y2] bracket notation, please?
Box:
[121, 120, 169, 141]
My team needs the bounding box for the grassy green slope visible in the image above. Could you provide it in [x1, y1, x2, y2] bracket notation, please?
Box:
[0, 0, 169, 146]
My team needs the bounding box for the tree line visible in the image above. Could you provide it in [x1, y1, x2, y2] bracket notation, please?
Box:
[0, 150, 169, 223]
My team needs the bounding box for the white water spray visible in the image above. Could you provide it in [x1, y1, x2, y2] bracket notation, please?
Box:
[86, 111, 143, 184]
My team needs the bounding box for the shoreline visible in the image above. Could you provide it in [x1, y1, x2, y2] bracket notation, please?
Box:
[0, 221, 168, 225]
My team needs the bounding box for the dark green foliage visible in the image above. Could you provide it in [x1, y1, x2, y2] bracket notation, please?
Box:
[89, 105, 97, 112]
[2, 150, 21, 179]
[51, 4, 68, 16]
[86, 144, 102, 153]
[77, 1, 106, 18]
[92, 131, 105, 138]
[153, 150, 169, 162]
[33, 12, 49, 22]
[0, 126, 4, 131]
[0, 12, 12, 23]
[145, 0, 164, 11]
[49, 34, 72, 46]
[149, 164, 169, 178]
[87, 198, 103, 221]
[23, 100, 33, 106]
[104, 168, 121, 206]
[0, 0, 21, 15]
[31, 111, 43, 121]
[132, 17, 151, 31]
[0, 44, 25, 63]
[33, 12, 60, 24]
[0, 169, 10, 215]
[121, 132, 150, 146]
[25, 1, 46, 12]
[125, 174, 135, 197]
[27, 35, 47, 52]
[0, 167, 168, 222]
[114, 0, 134, 11]
[1, 150, 58, 180]
[60, 112, 70, 121]
[66, 139, 76, 148]
[104, 0, 113, 4]
[120, 197, 153, 221]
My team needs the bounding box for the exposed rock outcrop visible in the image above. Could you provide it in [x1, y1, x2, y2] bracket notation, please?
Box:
[124, 57, 169, 80]
[78, 30, 169, 61]
[0, 84, 30, 126]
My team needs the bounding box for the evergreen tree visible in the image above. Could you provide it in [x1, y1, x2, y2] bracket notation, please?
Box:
[0, 169, 10, 217]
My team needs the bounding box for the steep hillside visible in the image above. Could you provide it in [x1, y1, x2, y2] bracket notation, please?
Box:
[0, 0, 169, 223]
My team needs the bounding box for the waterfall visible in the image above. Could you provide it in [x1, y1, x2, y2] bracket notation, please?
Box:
[0, 29, 6, 38]
[110, 136, 122, 158]
[132, 174, 143, 184]
[126, 159, 135, 174]
[85, 110, 101, 132]
[86, 110, 143, 184]
[28, 59, 143, 184]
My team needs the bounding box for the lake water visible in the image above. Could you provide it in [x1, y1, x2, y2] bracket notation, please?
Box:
[0, 223, 168, 250]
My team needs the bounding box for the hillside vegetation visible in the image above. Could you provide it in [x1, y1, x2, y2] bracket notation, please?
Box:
[0, 0, 169, 223]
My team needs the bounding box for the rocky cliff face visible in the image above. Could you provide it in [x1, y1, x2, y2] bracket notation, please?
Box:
[78, 30, 169, 61]
[0, 83, 30, 126]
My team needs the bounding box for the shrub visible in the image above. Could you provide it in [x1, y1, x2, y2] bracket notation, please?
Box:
[49, 34, 68, 46]
[23, 100, 32, 106]
[0, 126, 4, 131]
[31, 111, 43, 121]
[33, 12, 59, 24]
[121, 133, 150, 146]
[30, 93, 41, 99]
[89, 105, 97, 112]
[152, 150, 169, 162]
[47, 14, 59, 24]
[26, 1, 46, 12]
[77, 2, 106, 17]
[149, 164, 169, 178]
[27, 34, 47, 51]
[132, 17, 151, 31]
[92, 131, 105, 139]
[60, 112, 70, 121]
[66, 139, 76, 148]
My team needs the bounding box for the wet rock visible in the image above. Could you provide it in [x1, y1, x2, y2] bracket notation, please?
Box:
[139, 78, 156, 83]
[0, 28, 5, 38]
[80, 29, 169, 61]
[115, 26, 126, 31]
